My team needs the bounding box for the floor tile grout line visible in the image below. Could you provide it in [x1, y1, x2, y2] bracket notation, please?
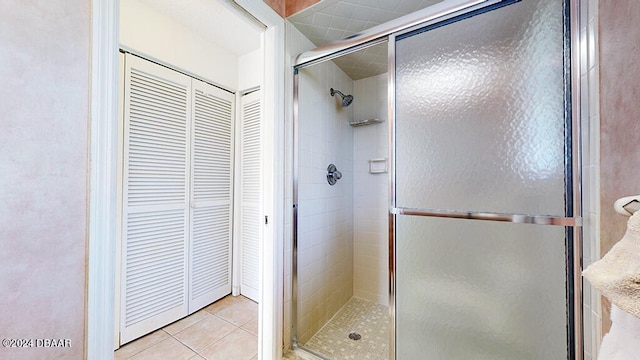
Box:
[114, 329, 172, 360]
[168, 316, 257, 358]
[168, 317, 242, 355]
[115, 295, 258, 360]
[194, 327, 259, 360]
[211, 311, 258, 328]
[165, 312, 212, 336]
[240, 322, 259, 336]
[168, 329, 204, 355]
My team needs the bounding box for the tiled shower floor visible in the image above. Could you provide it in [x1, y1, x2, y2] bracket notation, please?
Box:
[298, 297, 389, 360]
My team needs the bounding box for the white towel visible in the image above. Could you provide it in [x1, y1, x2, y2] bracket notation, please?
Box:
[598, 304, 640, 360]
[583, 211, 640, 319]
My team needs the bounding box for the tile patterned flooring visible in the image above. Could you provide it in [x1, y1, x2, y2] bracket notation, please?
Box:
[115, 295, 258, 360]
[298, 298, 388, 360]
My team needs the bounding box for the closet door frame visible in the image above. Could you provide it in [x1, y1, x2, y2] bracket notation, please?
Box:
[88, 2, 285, 358]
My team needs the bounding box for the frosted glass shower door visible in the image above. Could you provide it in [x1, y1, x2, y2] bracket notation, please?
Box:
[393, 0, 576, 359]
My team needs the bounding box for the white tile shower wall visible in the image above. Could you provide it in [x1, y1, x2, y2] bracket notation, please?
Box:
[352, 73, 389, 306]
[286, 22, 355, 345]
[284, 22, 315, 350]
[580, 0, 601, 359]
[298, 61, 354, 344]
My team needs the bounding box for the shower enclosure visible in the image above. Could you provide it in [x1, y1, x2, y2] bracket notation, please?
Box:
[292, 0, 583, 359]
[291, 47, 391, 359]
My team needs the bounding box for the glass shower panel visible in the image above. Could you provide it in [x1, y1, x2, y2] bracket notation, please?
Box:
[395, 0, 566, 216]
[396, 216, 568, 359]
[394, 0, 571, 358]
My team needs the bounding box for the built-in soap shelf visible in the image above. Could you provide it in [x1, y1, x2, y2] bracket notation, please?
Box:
[368, 158, 388, 174]
[349, 118, 384, 127]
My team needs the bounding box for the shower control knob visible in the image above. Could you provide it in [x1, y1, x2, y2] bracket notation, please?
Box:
[326, 164, 342, 186]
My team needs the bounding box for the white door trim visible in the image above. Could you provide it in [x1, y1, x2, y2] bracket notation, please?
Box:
[87, 0, 119, 357]
[256, 23, 286, 360]
[87, 0, 285, 358]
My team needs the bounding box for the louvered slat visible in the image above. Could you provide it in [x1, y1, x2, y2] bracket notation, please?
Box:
[189, 80, 233, 312]
[120, 55, 190, 344]
[241, 206, 260, 290]
[127, 69, 187, 206]
[239, 91, 261, 301]
[125, 209, 186, 326]
[191, 205, 231, 298]
[193, 90, 232, 203]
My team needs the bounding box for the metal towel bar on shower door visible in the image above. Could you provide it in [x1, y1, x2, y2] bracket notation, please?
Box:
[392, 207, 583, 227]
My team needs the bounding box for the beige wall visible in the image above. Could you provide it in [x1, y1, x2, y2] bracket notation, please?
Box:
[0, 0, 89, 359]
[599, 0, 640, 333]
[120, 0, 244, 90]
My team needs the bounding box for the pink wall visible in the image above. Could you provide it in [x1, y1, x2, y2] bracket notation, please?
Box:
[262, 0, 320, 18]
[599, 0, 640, 334]
[0, 1, 90, 359]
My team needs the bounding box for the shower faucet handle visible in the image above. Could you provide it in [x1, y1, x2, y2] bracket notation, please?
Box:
[326, 164, 342, 186]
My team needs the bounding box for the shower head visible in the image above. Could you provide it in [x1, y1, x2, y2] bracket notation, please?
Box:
[330, 88, 354, 107]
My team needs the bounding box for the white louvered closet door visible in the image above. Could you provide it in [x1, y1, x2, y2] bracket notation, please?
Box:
[238, 90, 262, 302]
[188, 80, 234, 312]
[121, 55, 191, 344]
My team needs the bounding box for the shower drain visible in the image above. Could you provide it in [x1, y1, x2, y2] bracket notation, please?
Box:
[348, 332, 362, 341]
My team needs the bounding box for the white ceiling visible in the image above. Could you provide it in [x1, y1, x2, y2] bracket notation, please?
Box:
[139, 0, 261, 57]
[288, 0, 444, 80]
[136, 0, 447, 79]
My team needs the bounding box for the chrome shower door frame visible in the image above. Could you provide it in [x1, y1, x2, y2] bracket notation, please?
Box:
[292, 0, 585, 359]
